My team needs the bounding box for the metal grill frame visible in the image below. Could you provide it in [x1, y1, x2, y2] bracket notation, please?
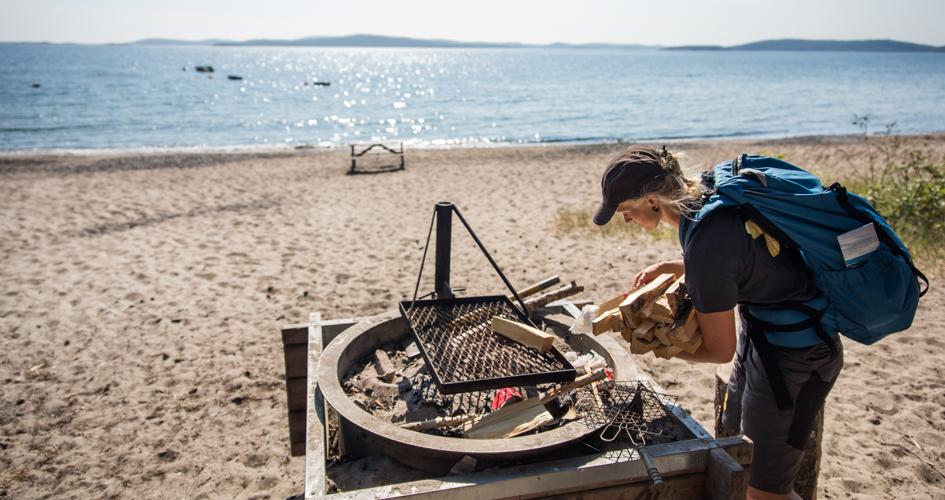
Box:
[574, 380, 679, 445]
[399, 295, 576, 394]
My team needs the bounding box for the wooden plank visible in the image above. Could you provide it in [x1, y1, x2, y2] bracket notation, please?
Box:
[282, 324, 309, 346]
[539, 470, 705, 500]
[704, 446, 748, 500]
[284, 344, 308, 380]
[287, 376, 307, 412]
[289, 409, 306, 439]
[619, 273, 676, 316]
[491, 316, 555, 353]
[290, 441, 306, 457]
[715, 435, 753, 466]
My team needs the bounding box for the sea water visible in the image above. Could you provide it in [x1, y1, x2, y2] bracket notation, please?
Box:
[1, 44, 944, 153]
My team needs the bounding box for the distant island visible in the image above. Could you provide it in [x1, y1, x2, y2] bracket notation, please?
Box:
[9, 35, 942, 52]
[666, 39, 945, 52]
[130, 34, 658, 51]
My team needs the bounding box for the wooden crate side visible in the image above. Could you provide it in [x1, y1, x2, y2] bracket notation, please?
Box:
[282, 324, 309, 346]
[287, 377, 307, 412]
[284, 344, 308, 380]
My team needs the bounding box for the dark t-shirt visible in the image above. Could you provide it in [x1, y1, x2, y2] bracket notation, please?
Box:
[684, 206, 818, 313]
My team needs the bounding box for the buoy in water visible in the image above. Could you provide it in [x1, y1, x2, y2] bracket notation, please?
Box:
[32, 83, 40, 88]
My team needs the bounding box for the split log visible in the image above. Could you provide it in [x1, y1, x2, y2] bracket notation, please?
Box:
[668, 306, 699, 343]
[664, 276, 688, 317]
[619, 273, 677, 316]
[610, 311, 624, 333]
[631, 337, 661, 355]
[464, 397, 554, 439]
[654, 324, 673, 346]
[491, 316, 555, 353]
[649, 295, 674, 319]
[624, 310, 645, 329]
[632, 318, 656, 339]
[592, 307, 620, 336]
[671, 329, 703, 354]
[653, 344, 684, 359]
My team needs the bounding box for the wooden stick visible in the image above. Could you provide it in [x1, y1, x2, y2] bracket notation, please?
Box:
[509, 276, 560, 301]
[400, 414, 478, 431]
[539, 368, 608, 404]
[524, 281, 584, 312]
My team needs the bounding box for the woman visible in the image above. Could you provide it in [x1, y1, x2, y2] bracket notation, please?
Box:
[593, 144, 843, 500]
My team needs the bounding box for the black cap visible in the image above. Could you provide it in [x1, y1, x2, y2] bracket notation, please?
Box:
[593, 145, 666, 226]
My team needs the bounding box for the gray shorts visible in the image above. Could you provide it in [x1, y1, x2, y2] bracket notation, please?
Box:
[721, 310, 843, 495]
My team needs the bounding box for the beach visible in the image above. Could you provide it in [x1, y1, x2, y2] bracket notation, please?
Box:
[1, 135, 944, 499]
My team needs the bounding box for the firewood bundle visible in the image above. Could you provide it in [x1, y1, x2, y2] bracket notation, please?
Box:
[591, 274, 702, 359]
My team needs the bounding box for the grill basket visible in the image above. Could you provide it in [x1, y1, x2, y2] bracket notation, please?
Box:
[399, 295, 576, 395]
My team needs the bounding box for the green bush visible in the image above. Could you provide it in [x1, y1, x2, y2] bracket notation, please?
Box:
[864, 146, 945, 269]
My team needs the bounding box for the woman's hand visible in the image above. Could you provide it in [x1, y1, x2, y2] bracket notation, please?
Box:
[632, 260, 685, 288]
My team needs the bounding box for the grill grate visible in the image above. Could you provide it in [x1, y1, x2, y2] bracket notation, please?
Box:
[574, 380, 678, 444]
[400, 295, 575, 394]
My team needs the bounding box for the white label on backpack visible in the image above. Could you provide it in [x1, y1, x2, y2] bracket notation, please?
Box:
[838, 223, 880, 268]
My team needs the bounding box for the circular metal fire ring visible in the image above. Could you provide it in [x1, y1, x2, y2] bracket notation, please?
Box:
[317, 308, 637, 475]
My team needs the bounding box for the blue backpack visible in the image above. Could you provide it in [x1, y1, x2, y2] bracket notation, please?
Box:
[681, 154, 928, 409]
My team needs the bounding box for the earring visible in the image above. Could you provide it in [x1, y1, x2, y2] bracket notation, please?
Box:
[652, 205, 660, 213]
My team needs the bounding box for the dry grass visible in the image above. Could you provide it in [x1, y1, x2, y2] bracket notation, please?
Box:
[553, 205, 678, 242]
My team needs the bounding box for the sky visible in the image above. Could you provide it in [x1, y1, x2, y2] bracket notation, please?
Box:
[2, 0, 944, 47]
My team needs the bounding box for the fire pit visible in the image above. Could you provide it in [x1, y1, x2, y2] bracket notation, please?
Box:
[317, 308, 638, 476]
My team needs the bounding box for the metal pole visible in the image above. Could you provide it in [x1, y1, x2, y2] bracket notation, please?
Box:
[435, 202, 454, 300]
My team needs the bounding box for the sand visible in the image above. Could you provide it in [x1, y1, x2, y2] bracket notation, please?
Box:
[1, 135, 944, 499]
